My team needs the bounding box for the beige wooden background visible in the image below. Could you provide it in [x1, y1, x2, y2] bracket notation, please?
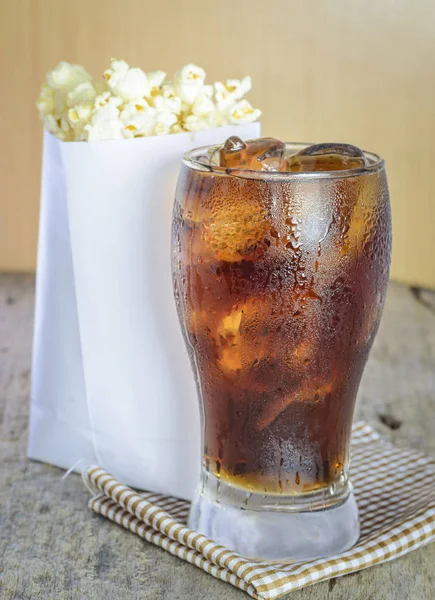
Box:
[1, 0, 434, 287]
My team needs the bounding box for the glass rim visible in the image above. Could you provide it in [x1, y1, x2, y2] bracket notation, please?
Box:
[182, 141, 385, 180]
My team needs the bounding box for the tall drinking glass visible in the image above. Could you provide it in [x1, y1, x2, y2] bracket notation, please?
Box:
[172, 139, 391, 561]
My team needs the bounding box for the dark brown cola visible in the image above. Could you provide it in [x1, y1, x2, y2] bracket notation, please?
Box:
[172, 139, 391, 496]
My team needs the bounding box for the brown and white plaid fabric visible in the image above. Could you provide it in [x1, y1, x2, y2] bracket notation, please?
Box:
[82, 423, 435, 599]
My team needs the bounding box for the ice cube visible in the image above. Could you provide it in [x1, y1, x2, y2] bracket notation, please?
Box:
[219, 136, 286, 172]
[214, 300, 271, 376]
[256, 380, 333, 431]
[201, 182, 271, 262]
[287, 143, 368, 172]
[202, 209, 270, 262]
[214, 298, 292, 389]
[222, 135, 247, 154]
[215, 307, 244, 374]
[195, 154, 214, 169]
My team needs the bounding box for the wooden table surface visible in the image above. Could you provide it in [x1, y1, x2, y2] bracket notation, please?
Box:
[1, 274, 434, 600]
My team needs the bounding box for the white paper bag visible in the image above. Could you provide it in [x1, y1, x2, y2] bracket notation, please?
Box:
[28, 122, 261, 500]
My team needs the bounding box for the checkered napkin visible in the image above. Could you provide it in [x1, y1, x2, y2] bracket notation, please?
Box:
[82, 423, 435, 599]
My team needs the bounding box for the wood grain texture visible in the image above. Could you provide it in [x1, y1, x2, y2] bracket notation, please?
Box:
[0, 274, 434, 598]
[1, 0, 435, 287]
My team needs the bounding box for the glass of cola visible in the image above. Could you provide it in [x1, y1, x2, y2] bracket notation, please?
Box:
[172, 137, 392, 561]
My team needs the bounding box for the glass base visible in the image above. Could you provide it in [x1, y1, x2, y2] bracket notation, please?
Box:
[188, 472, 360, 562]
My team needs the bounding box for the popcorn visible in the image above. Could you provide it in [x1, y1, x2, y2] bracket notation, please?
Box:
[66, 81, 96, 108]
[182, 114, 210, 133]
[147, 70, 166, 91]
[44, 114, 73, 141]
[47, 61, 92, 91]
[63, 82, 97, 140]
[67, 106, 93, 140]
[104, 59, 150, 101]
[173, 64, 206, 105]
[94, 92, 123, 109]
[36, 59, 261, 141]
[214, 76, 252, 108]
[53, 90, 68, 117]
[153, 111, 178, 136]
[227, 99, 262, 125]
[120, 100, 156, 138]
[191, 87, 215, 117]
[153, 84, 182, 115]
[170, 122, 184, 134]
[36, 84, 55, 116]
[84, 103, 125, 142]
